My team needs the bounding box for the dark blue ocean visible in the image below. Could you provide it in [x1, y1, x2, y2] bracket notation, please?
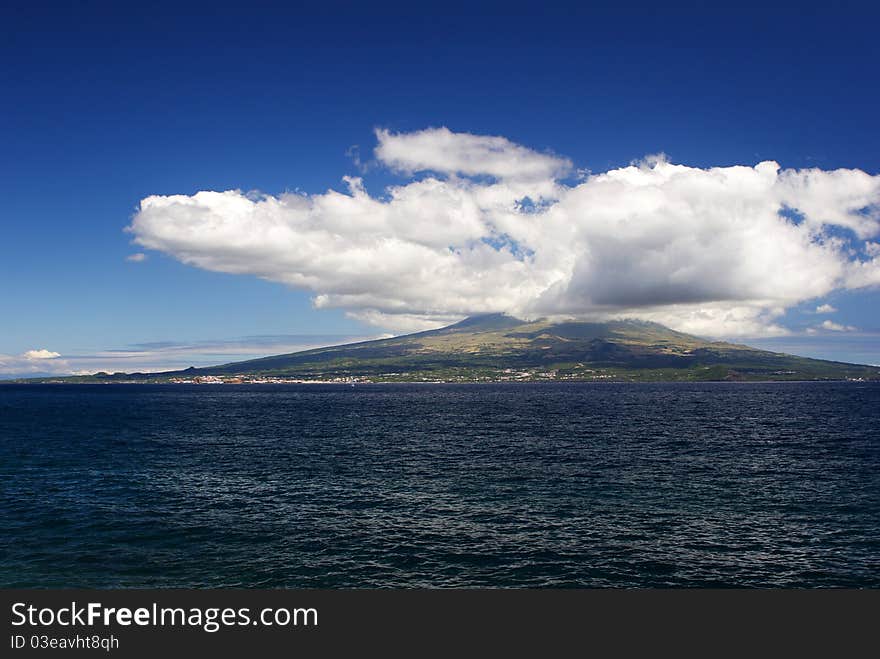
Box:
[1, 382, 878, 588]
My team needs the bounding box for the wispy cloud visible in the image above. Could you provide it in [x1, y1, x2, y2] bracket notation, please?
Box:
[126, 252, 147, 262]
[817, 320, 857, 332]
[374, 126, 572, 181]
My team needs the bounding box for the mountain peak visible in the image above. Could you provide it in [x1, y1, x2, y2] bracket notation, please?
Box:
[443, 313, 525, 332]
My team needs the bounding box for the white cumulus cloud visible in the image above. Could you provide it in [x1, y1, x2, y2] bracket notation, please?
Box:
[127, 127, 880, 336]
[815, 304, 837, 313]
[23, 349, 61, 360]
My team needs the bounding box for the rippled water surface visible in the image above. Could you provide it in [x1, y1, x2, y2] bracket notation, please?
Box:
[1, 382, 878, 587]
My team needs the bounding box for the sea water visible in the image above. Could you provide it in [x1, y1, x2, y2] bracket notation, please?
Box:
[1, 382, 878, 587]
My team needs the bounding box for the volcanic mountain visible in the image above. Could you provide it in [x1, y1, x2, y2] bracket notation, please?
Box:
[83, 314, 879, 382]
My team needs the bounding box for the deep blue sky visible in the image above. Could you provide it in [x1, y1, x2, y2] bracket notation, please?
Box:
[2, 1, 879, 372]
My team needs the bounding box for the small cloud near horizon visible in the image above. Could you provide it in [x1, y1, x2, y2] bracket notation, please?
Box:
[806, 320, 858, 334]
[820, 320, 857, 332]
[23, 349, 61, 360]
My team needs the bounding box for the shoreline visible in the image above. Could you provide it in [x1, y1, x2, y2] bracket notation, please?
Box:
[4, 378, 878, 386]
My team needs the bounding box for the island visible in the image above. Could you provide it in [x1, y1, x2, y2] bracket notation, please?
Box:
[15, 314, 880, 384]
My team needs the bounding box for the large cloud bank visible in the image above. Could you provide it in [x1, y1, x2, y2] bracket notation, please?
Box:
[129, 127, 880, 336]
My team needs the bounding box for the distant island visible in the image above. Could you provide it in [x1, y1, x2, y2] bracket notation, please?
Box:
[14, 314, 880, 384]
